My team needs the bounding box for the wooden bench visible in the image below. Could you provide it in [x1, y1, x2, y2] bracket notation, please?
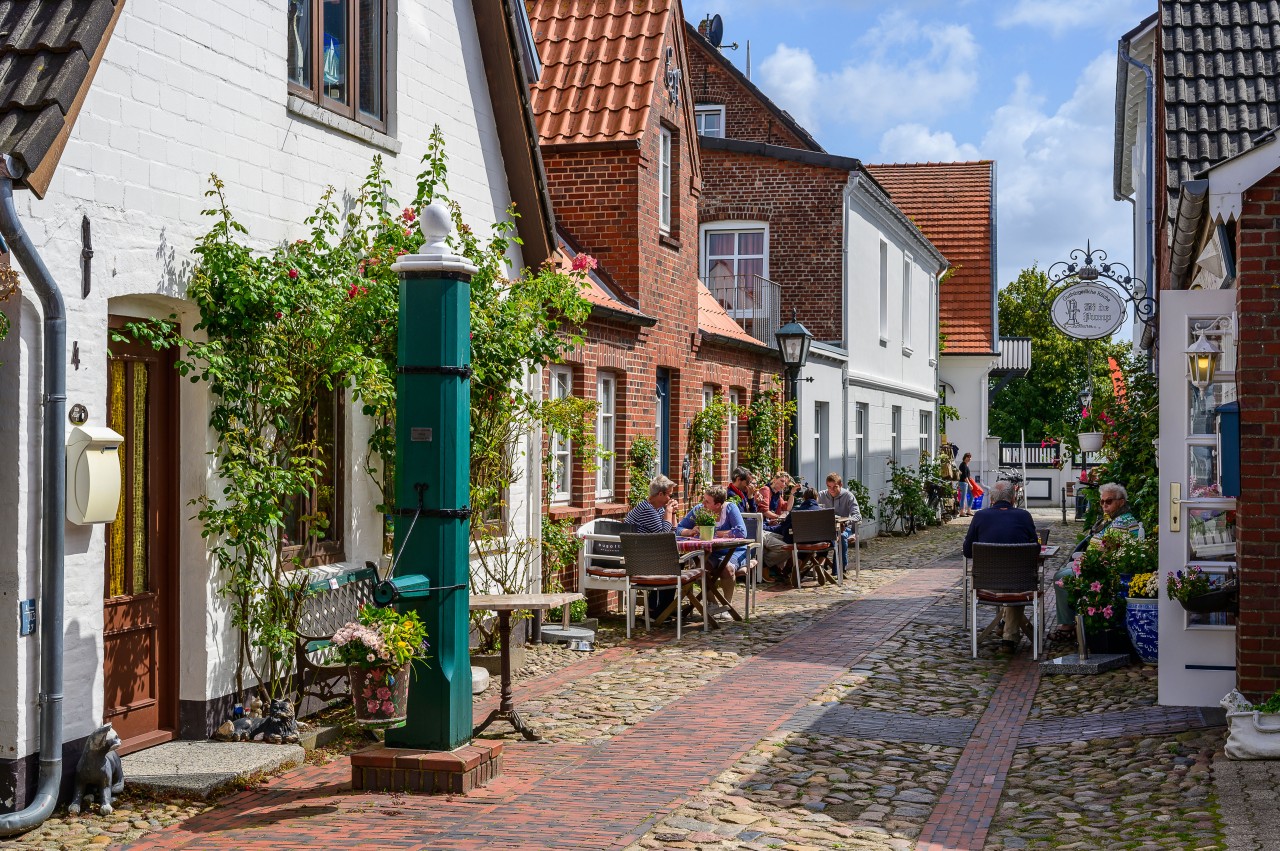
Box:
[293, 562, 380, 712]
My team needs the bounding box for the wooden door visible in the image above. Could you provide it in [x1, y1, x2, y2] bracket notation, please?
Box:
[103, 331, 178, 751]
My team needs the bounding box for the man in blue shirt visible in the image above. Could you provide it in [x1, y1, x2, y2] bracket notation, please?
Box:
[963, 480, 1038, 650]
[676, 486, 746, 605]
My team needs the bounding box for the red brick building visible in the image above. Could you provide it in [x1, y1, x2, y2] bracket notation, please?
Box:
[525, 0, 781, 547]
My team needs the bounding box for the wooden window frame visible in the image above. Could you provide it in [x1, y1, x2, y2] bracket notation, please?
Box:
[287, 0, 389, 133]
[281, 385, 347, 568]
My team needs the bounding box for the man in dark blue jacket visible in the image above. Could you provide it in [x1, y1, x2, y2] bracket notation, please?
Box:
[962, 480, 1038, 650]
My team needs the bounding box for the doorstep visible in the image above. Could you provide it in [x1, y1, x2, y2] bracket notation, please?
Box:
[121, 741, 305, 799]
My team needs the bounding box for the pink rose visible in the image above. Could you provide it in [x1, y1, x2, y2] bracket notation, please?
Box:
[288, 268, 299, 279]
[382, 700, 395, 713]
[366, 700, 380, 713]
[1087, 607, 1097, 616]
[402, 208, 416, 223]
[571, 253, 599, 272]
[377, 687, 391, 700]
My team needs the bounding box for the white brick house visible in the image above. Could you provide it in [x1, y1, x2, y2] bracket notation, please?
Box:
[0, 0, 551, 808]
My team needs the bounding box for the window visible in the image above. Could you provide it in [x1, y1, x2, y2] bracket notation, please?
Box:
[703, 224, 767, 284]
[919, 410, 932, 460]
[288, 0, 388, 130]
[659, 127, 673, 233]
[549, 366, 573, 502]
[728, 389, 740, 473]
[695, 104, 725, 137]
[902, 254, 913, 351]
[813, 402, 829, 487]
[701, 385, 716, 482]
[854, 403, 868, 485]
[282, 384, 345, 566]
[655, 369, 671, 475]
[891, 405, 902, 467]
[879, 240, 889, 341]
[596, 373, 616, 500]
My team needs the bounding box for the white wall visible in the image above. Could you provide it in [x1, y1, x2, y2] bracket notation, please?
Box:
[939, 355, 996, 486]
[795, 347, 847, 489]
[0, 0, 533, 756]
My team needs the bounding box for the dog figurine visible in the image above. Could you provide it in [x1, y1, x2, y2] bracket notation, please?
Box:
[67, 723, 124, 815]
[250, 698, 300, 744]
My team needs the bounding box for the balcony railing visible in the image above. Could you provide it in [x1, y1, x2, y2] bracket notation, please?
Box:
[703, 273, 782, 347]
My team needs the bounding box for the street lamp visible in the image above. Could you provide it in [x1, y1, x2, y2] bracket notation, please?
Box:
[1078, 380, 1093, 413]
[1184, 313, 1235, 390]
[775, 310, 813, 478]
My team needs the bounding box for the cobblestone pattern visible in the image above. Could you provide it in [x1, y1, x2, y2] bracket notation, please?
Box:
[1030, 664, 1161, 719]
[783, 705, 977, 747]
[1213, 752, 1280, 851]
[7, 802, 213, 850]
[1020, 706, 1226, 746]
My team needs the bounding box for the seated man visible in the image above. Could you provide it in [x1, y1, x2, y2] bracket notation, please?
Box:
[625, 474, 680, 533]
[962, 479, 1038, 650]
[726, 466, 759, 514]
[1052, 482, 1144, 639]
[817, 472, 861, 570]
[676, 486, 747, 604]
[761, 487, 824, 579]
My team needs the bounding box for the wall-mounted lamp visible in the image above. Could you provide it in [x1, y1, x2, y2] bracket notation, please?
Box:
[1185, 314, 1236, 390]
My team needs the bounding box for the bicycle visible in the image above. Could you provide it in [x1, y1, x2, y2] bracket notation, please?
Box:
[997, 468, 1026, 509]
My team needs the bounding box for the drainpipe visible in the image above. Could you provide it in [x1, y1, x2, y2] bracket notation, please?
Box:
[0, 157, 66, 836]
[1120, 41, 1156, 336]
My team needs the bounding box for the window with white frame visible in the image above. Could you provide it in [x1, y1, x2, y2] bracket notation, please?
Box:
[902, 254, 913, 351]
[703, 225, 767, 285]
[919, 410, 932, 460]
[549, 366, 573, 502]
[695, 104, 725, 137]
[659, 127, 673, 233]
[879, 240, 889, 341]
[596, 373, 616, 499]
[891, 405, 902, 467]
[701, 385, 716, 482]
[728, 389, 740, 473]
[855, 403, 868, 484]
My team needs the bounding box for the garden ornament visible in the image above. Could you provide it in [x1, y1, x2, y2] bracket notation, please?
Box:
[67, 723, 124, 816]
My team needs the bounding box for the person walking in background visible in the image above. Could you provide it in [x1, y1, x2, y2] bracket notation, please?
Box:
[958, 452, 976, 516]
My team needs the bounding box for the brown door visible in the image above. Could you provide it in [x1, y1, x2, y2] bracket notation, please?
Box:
[103, 330, 178, 752]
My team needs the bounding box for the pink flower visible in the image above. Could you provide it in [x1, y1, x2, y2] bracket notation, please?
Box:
[274, 311, 283, 319]
[347, 283, 367, 299]
[571, 253, 598, 272]
[1055, 579, 1064, 588]
[366, 700, 380, 713]
[1072, 564, 1081, 576]
[402, 208, 417, 223]
[1089, 581, 1102, 592]
[404, 228, 412, 238]
[376, 687, 391, 700]
[1102, 605, 1114, 619]
[381, 700, 395, 713]
[1087, 607, 1097, 616]
[288, 268, 299, 279]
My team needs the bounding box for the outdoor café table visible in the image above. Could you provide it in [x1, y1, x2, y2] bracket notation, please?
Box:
[470, 592, 582, 741]
[668, 537, 754, 627]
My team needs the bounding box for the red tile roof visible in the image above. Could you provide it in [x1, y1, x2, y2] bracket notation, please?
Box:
[697, 282, 763, 347]
[865, 161, 996, 354]
[525, 0, 671, 146]
[553, 234, 652, 322]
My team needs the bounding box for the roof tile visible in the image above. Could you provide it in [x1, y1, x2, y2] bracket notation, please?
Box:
[697, 281, 762, 347]
[864, 161, 996, 354]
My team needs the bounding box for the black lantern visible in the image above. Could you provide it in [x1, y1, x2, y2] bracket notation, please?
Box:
[775, 310, 813, 478]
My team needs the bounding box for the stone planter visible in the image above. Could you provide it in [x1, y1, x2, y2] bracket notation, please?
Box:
[472, 644, 527, 677]
[349, 663, 411, 727]
[1124, 597, 1158, 663]
[1078, 431, 1105, 453]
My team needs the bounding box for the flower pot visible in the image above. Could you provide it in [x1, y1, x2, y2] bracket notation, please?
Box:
[1178, 585, 1239, 614]
[1085, 628, 1131, 656]
[698, 525, 714, 541]
[1124, 598, 1159, 663]
[1078, 432, 1105, 453]
[349, 662, 411, 726]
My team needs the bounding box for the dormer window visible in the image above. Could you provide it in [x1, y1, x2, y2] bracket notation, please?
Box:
[695, 105, 725, 138]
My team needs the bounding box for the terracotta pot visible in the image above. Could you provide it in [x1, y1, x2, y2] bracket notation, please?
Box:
[1078, 432, 1105, 453]
[349, 663, 411, 726]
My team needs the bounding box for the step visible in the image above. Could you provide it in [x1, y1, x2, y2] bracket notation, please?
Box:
[121, 741, 304, 799]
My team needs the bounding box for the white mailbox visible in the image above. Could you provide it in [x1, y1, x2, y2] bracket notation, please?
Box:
[66, 425, 125, 525]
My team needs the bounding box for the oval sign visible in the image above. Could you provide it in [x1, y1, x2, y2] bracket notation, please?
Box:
[1050, 283, 1127, 340]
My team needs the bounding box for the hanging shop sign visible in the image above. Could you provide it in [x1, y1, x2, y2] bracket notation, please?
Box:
[1050, 283, 1127, 340]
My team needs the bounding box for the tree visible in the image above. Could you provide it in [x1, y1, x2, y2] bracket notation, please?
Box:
[989, 266, 1127, 444]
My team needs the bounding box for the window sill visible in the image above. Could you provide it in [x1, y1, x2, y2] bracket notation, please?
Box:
[286, 95, 401, 155]
[902, 346, 914, 357]
[659, 232, 682, 251]
[928, 358, 937, 367]
[879, 337, 888, 348]
[549, 504, 592, 521]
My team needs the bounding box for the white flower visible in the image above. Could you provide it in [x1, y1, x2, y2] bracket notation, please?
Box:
[366, 653, 375, 662]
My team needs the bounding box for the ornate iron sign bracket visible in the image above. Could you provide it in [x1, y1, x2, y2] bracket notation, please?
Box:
[1047, 240, 1155, 336]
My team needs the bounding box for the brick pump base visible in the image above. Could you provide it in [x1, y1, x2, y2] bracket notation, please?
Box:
[351, 740, 503, 794]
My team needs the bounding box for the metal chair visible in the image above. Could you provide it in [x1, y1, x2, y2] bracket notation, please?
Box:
[618, 533, 707, 640]
[969, 542, 1043, 660]
[788, 508, 840, 587]
[739, 513, 764, 618]
[576, 519, 631, 634]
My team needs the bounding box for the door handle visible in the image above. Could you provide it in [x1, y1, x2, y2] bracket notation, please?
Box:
[1170, 482, 1181, 533]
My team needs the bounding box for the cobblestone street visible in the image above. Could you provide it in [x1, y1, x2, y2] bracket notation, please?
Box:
[7, 511, 1256, 851]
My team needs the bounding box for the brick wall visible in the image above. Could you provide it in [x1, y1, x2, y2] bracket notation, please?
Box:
[699, 148, 847, 344]
[1234, 170, 1280, 698]
[685, 35, 815, 150]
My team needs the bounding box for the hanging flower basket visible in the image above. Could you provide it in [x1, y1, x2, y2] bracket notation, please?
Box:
[1077, 431, 1105, 453]
[1178, 584, 1239, 614]
[349, 663, 411, 726]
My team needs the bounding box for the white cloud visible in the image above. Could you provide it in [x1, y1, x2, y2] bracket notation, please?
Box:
[878, 124, 981, 162]
[998, 0, 1151, 37]
[757, 11, 979, 135]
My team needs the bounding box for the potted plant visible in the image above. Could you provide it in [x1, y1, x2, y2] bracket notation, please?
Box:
[331, 604, 430, 727]
[1167, 565, 1239, 614]
[693, 506, 718, 541]
[1221, 689, 1280, 759]
[1077, 406, 1112, 453]
[1057, 531, 1129, 654]
[1124, 570, 1159, 664]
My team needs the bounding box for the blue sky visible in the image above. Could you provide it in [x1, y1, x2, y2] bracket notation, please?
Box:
[685, 0, 1155, 292]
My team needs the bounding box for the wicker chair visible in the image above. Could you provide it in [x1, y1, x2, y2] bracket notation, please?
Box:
[618, 533, 707, 639]
[789, 508, 840, 587]
[969, 542, 1043, 659]
[739, 513, 764, 619]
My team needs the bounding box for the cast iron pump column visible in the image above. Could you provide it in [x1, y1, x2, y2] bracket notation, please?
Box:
[383, 201, 476, 752]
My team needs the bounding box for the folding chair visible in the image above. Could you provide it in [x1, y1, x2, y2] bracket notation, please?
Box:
[618, 533, 707, 640]
[969, 542, 1043, 660]
[788, 508, 840, 587]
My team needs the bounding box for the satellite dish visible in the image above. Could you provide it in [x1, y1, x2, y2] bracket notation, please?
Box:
[708, 14, 724, 48]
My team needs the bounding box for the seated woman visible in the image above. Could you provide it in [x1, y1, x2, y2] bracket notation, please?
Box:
[676, 486, 748, 604]
[757, 471, 795, 523]
[1051, 482, 1145, 640]
[761, 487, 824, 579]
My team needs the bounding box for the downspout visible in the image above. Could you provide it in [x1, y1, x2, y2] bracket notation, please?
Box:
[0, 157, 66, 836]
[1120, 41, 1156, 343]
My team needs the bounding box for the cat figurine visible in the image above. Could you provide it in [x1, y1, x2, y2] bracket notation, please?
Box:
[67, 723, 124, 815]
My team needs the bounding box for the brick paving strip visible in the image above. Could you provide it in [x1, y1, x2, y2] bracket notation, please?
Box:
[122, 566, 958, 851]
[1019, 705, 1226, 746]
[915, 653, 1041, 851]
